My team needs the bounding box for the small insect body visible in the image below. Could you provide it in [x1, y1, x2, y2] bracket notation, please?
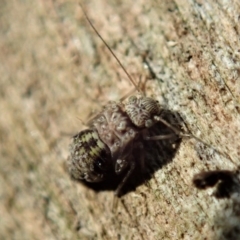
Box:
[68, 93, 166, 195]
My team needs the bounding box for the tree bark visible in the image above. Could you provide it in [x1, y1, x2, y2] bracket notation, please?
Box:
[0, 0, 239, 239]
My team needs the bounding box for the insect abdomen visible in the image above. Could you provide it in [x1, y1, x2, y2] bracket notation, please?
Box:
[68, 129, 112, 182]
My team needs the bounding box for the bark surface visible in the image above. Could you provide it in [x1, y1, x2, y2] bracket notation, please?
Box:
[0, 0, 240, 239]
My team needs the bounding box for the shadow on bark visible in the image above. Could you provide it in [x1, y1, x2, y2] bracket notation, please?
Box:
[193, 168, 240, 240]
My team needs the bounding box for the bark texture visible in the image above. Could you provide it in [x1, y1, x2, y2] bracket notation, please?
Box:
[0, 0, 240, 239]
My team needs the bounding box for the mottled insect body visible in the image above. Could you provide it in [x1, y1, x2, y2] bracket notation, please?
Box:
[68, 95, 164, 194]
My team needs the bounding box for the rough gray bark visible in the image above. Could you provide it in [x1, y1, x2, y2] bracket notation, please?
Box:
[0, 0, 239, 239]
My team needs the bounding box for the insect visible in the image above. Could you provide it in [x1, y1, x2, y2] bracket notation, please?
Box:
[68, 4, 194, 196]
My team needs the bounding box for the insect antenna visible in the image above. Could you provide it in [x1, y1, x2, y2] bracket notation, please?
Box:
[79, 3, 142, 94]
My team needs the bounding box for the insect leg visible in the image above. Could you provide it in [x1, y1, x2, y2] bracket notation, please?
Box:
[144, 133, 177, 141]
[153, 115, 190, 138]
[119, 76, 145, 103]
[153, 115, 232, 161]
[115, 161, 136, 197]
